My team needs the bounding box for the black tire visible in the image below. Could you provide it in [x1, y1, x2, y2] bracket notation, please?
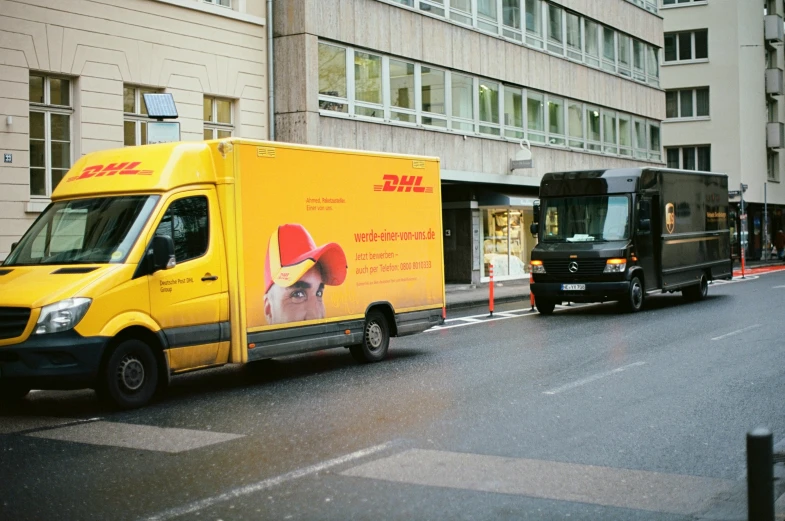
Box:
[99, 338, 159, 409]
[536, 298, 556, 315]
[0, 383, 30, 405]
[349, 311, 390, 363]
[622, 275, 645, 312]
[683, 275, 708, 302]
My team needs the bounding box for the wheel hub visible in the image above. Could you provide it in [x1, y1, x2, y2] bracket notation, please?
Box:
[631, 282, 643, 307]
[367, 323, 383, 349]
[117, 356, 145, 391]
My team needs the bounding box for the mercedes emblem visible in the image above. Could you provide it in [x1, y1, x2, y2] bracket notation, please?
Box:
[568, 261, 579, 273]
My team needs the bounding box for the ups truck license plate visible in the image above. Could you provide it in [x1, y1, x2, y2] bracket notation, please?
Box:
[561, 284, 585, 291]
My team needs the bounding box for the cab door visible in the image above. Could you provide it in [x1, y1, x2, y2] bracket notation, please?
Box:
[148, 190, 229, 372]
[635, 195, 661, 290]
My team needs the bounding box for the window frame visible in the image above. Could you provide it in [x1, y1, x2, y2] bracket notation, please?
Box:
[203, 95, 234, 139]
[665, 87, 710, 120]
[663, 29, 709, 64]
[664, 145, 711, 171]
[29, 74, 73, 199]
[203, 0, 231, 7]
[124, 85, 161, 147]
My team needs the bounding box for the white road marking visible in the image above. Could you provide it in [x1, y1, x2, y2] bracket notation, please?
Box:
[711, 324, 762, 341]
[542, 361, 646, 395]
[143, 442, 395, 521]
[342, 448, 733, 515]
[27, 421, 244, 453]
[773, 285, 785, 289]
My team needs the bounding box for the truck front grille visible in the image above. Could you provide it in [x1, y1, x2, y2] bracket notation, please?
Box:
[543, 259, 608, 276]
[0, 307, 31, 340]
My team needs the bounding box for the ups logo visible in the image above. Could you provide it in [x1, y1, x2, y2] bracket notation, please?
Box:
[665, 202, 675, 234]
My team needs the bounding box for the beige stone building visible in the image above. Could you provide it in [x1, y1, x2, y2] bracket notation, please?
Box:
[273, 0, 665, 284]
[661, 0, 785, 260]
[0, 0, 268, 259]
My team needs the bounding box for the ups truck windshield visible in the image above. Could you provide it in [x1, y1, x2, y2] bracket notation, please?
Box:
[4, 195, 159, 266]
[542, 195, 630, 243]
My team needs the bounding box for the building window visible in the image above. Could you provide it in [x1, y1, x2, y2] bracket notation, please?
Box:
[768, 152, 779, 182]
[124, 86, 159, 146]
[648, 124, 661, 161]
[665, 87, 709, 119]
[382, 1, 661, 87]
[663, 0, 706, 5]
[316, 41, 662, 161]
[204, 96, 233, 139]
[664, 30, 708, 62]
[203, 0, 231, 7]
[665, 145, 711, 170]
[29, 74, 72, 198]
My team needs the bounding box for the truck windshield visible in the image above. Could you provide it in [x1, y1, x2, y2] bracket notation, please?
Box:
[541, 195, 630, 242]
[4, 195, 159, 266]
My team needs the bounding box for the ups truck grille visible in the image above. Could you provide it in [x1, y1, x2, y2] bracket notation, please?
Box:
[544, 259, 608, 276]
[0, 307, 31, 340]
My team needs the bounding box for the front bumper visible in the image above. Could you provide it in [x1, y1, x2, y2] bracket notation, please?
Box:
[531, 281, 631, 303]
[0, 331, 108, 390]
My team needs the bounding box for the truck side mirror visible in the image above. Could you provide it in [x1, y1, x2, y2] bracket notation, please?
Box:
[532, 200, 540, 224]
[638, 219, 650, 233]
[10, 242, 18, 252]
[151, 235, 176, 272]
[530, 223, 539, 236]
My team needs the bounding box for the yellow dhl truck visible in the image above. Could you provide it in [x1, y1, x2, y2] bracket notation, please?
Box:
[0, 139, 445, 408]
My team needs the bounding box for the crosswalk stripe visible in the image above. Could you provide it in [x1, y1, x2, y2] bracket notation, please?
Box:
[342, 448, 733, 515]
[27, 421, 244, 453]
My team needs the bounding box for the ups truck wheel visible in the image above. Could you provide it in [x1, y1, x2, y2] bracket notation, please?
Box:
[100, 339, 159, 409]
[683, 275, 708, 302]
[350, 311, 390, 363]
[623, 276, 644, 312]
[536, 298, 556, 315]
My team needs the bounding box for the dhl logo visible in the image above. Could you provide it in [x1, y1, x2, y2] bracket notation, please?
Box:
[374, 175, 434, 193]
[68, 162, 154, 182]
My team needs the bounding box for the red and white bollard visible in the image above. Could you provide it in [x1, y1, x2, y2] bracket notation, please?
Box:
[489, 264, 495, 317]
[529, 272, 535, 310]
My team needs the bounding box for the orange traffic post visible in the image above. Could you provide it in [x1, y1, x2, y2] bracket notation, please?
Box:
[489, 264, 494, 317]
[529, 272, 535, 310]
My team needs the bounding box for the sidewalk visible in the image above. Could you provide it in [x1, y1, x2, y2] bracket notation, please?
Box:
[445, 258, 785, 311]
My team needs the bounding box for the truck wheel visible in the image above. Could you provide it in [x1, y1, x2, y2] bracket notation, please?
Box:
[349, 311, 390, 363]
[683, 275, 708, 302]
[100, 339, 159, 409]
[536, 298, 556, 315]
[623, 276, 645, 312]
[0, 383, 30, 405]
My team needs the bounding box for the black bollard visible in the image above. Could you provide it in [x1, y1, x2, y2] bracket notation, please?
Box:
[747, 427, 774, 521]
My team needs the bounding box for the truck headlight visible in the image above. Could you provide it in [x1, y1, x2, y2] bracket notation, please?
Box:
[35, 298, 92, 335]
[603, 258, 627, 273]
[530, 260, 546, 274]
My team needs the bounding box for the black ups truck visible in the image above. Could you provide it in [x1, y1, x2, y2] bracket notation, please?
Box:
[529, 168, 732, 314]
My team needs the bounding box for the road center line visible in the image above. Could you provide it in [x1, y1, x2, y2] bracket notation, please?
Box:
[142, 442, 395, 521]
[711, 324, 762, 341]
[542, 362, 646, 395]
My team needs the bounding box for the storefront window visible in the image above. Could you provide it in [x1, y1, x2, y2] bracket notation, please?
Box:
[482, 208, 534, 280]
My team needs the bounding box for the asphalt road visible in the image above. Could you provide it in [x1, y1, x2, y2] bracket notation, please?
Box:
[2, 271, 785, 520]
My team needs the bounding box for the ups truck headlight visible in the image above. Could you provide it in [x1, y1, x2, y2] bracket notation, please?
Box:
[35, 298, 92, 335]
[603, 258, 627, 273]
[530, 260, 546, 274]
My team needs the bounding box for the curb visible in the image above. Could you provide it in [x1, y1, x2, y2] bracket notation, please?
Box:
[446, 292, 532, 311]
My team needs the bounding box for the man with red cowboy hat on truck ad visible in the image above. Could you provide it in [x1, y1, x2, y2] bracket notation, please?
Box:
[264, 223, 348, 325]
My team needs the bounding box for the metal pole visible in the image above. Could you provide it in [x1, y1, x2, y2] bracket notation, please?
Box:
[740, 183, 746, 278]
[747, 427, 774, 521]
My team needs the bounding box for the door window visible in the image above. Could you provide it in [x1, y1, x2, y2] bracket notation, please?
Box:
[154, 196, 209, 263]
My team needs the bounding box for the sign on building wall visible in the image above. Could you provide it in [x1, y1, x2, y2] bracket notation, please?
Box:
[147, 122, 181, 144]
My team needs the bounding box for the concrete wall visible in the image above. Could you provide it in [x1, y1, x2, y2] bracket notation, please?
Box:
[0, 0, 268, 259]
[273, 0, 665, 184]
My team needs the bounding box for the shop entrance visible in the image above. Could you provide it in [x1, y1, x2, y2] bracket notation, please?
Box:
[481, 207, 535, 281]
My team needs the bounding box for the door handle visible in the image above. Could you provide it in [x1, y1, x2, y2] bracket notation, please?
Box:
[201, 274, 219, 281]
